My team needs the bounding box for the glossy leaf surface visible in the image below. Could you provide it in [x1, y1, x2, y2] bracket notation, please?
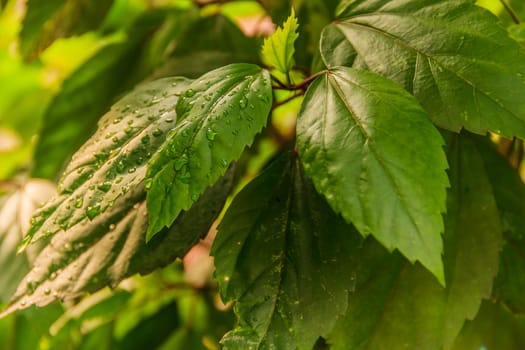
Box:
[322, 0, 525, 137]
[212, 155, 356, 350]
[297, 66, 449, 282]
[146, 63, 272, 239]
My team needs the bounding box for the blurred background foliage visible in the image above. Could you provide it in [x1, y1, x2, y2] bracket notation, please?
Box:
[0, 0, 524, 348]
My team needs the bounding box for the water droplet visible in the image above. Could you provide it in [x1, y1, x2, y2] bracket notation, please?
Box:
[64, 242, 73, 252]
[152, 129, 163, 137]
[97, 182, 112, 192]
[115, 177, 124, 184]
[133, 203, 140, 209]
[109, 224, 116, 231]
[74, 197, 83, 208]
[239, 98, 248, 109]
[86, 204, 101, 220]
[174, 154, 189, 170]
[165, 117, 174, 123]
[49, 271, 57, 280]
[128, 167, 136, 174]
[116, 160, 125, 173]
[191, 193, 198, 201]
[206, 127, 216, 141]
[223, 276, 230, 282]
[121, 185, 130, 194]
[145, 178, 153, 190]
[185, 89, 196, 97]
[141, 135, 150, 144]
[44, 288, 51, 295]
[113, 117, 122, 124]
[124, 126, 133, 134]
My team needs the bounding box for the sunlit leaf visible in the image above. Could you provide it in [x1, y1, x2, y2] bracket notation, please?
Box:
[146, 63, 272, 240]
[297, 67, 448, 283]
[322, 0, 525, 137]
[261, 9, 299, 75]
[212, 154, 356, 350]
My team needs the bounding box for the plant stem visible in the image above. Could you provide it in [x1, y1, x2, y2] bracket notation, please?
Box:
[499, 0, 521, 24]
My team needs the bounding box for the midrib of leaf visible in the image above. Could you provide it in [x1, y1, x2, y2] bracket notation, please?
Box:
[337, 18, 525, 125]
[328, 72, 426, 249]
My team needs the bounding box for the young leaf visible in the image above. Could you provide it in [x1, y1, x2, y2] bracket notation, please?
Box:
[146, 63, 272, 240]
[328, 134, 501, 350]
[212, 154, 357, 350]
[296, 67, 449, 283]
[1, 77, 233, 316]
[261, 9, 299, 75]
[321, 0, 525, 138]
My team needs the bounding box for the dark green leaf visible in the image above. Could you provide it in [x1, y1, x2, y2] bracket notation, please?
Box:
[212, 154, 356, 350]
[452, 301, 525, 350]
[474, 136, 525, 313]
[297, 67, 448, 283]
[32, 13, 164, 180]
[327, 133, 501, 350]
[322, 0, 525, 137]
[1, 78, 233, 316]
[146, 63, 272, 240]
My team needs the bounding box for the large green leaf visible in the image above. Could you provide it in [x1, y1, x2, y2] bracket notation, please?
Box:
[32, 12, 165, 180]
[296, 66, 449, 283]
[212, 154, 356, 350]
[474, 136, 525, 313]
[1, 77, 233, 316]
[328, 133, 501, 350]
[146, 63, 272, 240]
[320, 0, 525, 137]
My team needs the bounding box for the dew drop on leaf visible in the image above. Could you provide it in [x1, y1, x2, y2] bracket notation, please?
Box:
[206, 127, 216, 141]
[97, 181, 112, 192]
[144, 178, 153, 190]
[152, 128, 163, 137]
[74, 197, 83, 208]
[86, 204, 101, 219]
[239, 98, 248, 109]
[185, 89, 196, 97]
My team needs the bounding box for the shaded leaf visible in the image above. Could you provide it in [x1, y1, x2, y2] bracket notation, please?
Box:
[146, 63, 272, 239]
[474, 136, 525, 313]
[212, 154, 356, 350]
[297, 67, 448, 283]
[327, 133, 501, 350]
[452, 301, 525, 350]
[1, 77, 233, 316]
[32, 12, 165, 180]
[0, 179, 56, 301]
[322, 0, 525, 137]
[261, 9, 299, 75]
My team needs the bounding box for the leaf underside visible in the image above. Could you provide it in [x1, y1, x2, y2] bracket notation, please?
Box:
[328, 133, 501, 350]
[212, 154, 357, 350]
[146, 63, 272, 239]
[2, 77, 233, 316]
[321, 0, 525, 138]
[297, 66, 449, 283]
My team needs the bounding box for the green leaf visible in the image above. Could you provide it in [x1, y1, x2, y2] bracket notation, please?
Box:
[452, 300, 525, 350]
[328, 134, 501, 350]
[261, 9, 299, 75]
[321, 0, 525, 137]
[474, 136, 525, 313]
[1, 77, 233, 316]
[146, 63, 272, 240]
[296, 67, 449, 283]
[212, 154, 356, 350]
[32, 13, 165, 180]
[0, 180, 56, 301]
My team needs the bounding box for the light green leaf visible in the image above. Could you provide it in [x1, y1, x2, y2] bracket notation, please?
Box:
[1, 77, 233, 317]
[321, 0, 525, 137]
[146, 63, 272, 240]
[297, 67, 449, 283]
[328, 134, 501, 350]
[212, 154, 356, 350]
[261, 9, 299, 75]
